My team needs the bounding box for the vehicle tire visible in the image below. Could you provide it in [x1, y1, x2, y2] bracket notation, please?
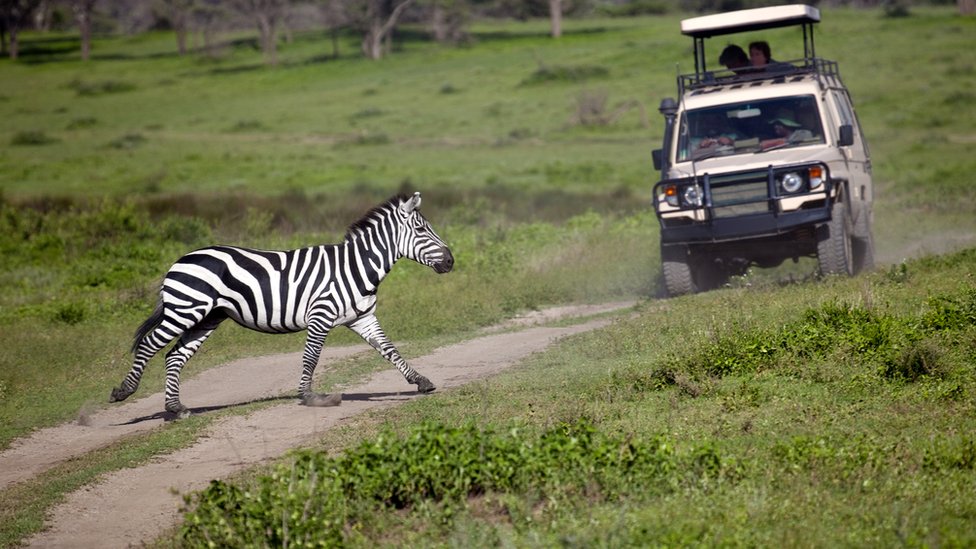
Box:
[695, 257, 730, 291]
[661, 243, 696, 297]
[817, 198, 854, 276]
[852, 208, 875, 274]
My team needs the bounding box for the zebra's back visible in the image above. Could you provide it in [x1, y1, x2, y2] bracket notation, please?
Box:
[164, 245, 333, 333]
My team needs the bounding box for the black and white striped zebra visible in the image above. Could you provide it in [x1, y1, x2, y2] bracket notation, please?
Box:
[110, 192, 454, 418]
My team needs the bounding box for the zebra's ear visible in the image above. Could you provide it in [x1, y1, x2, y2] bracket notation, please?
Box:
[401, 192, 422, 214]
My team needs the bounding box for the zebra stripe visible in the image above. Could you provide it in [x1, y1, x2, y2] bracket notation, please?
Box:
[110, 192, 453, 418]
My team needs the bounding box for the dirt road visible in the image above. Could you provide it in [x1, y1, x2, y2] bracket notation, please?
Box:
[2, 302, 634, 548]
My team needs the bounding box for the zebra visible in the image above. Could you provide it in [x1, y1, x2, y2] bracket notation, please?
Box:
[109, 192, 454, 418]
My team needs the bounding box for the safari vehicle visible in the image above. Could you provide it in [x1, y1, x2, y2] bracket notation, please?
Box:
[651, 4, 874, 296]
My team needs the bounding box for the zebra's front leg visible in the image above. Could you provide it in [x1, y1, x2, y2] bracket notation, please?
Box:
[349, 314, 435, 394]
[298, 321, 342, 407]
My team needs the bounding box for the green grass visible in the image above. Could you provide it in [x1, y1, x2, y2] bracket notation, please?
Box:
[178, 248, 976, 547]
[1, 5, 976, 548]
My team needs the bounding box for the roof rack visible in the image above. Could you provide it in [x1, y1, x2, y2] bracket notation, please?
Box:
[678, 57, 844, 96]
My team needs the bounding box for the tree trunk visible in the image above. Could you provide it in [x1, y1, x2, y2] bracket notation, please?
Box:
[73, 0, 95, 61]
[361, 0, 416, 60]
[8, 26, 18, 60]
[256, 13, 277, 65]
[960, 0, 976, 15]
[431, 2, 446, 42]
[549, 0, 562, 38]
[175, 26, 187, 56]
[330, 27, 339, 59]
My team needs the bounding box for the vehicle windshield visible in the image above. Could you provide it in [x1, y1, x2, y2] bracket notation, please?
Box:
[677, 95, 825, 162]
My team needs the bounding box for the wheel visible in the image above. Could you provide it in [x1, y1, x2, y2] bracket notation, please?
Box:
[817, 198, 854, 276]
[661, 243, 696, 297]
[852, 208, 875, 274]
[695, 257, 730, 290]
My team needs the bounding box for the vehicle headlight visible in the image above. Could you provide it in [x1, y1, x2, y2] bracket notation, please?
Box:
[682, 184, 703, 207]
[780, 172, 805, 194]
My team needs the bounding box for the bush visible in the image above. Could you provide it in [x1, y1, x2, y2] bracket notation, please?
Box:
[107, 133, 146, 150]
[520, 63, 610, 86]
[10, 131, 58, 146]
[67, 79, 136, 96]
[181, 419, 690, 546]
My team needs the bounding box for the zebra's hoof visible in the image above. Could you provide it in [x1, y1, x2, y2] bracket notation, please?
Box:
[109, 386, 132, 403]
[414, 376, 436, 394]
[165, 405, 191, 419]
[302, 393, 342, 407]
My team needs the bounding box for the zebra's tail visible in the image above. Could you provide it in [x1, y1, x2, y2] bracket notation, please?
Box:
[131, 300, 165, 354]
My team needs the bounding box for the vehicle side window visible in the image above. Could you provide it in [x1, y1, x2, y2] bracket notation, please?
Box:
[832, 90, 855, 127]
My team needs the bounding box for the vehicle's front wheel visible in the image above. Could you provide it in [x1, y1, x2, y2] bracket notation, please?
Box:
[661, 243, 696, 297]
[817, 199, 854, 276]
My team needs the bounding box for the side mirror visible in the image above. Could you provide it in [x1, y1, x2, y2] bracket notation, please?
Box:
[838, 124, 854, 147]
[652, 149, 663, 171]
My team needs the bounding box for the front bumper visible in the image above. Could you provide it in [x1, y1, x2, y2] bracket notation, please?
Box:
[654, 164, 835, 245]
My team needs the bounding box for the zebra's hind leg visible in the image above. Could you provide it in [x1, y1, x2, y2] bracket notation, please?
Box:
[297, 321, 342, 407]
[111, 302, 175, 403]
[349, 314, 436, 394]
[162, 313, 225, 418]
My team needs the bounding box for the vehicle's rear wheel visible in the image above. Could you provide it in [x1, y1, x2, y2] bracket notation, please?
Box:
[817, 199, 854, 276]
[852, 208, 875, 274]
[661, 243, 696, 297]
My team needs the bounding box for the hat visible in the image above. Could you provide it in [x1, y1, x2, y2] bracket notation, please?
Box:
[769, 117, 801, 128]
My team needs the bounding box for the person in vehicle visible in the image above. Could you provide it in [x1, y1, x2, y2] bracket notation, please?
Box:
[750, 40, 793, 72]
[719, 45, 750, 72]
[690, 112, 742, 155]
[749, 41, 774, 67]
[765, 116, 813, 147]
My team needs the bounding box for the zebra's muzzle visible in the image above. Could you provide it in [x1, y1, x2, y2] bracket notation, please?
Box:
[432, 247, 454, 273]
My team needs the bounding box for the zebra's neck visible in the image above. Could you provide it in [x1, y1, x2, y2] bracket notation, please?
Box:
[342, 220, 399, 292]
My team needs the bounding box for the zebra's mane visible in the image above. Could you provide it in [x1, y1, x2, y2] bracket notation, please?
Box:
[344, 194, 409, 240]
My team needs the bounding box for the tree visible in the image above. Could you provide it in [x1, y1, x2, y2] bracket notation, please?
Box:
[192, 0, 225, 57]
[157, 0, 194, 55]
[318, 0, 349, 59]
[1, 0, 42, 59]
[960, 0, 975, 15]
[231, 0, 288, 66]
[428, 0, 468, 44]
[72, 0, 97, 61]
[548, 0, 561, 38]
[361, 0, 416, 60]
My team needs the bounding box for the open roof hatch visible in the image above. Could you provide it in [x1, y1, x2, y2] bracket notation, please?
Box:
[681, 4, 821, 75]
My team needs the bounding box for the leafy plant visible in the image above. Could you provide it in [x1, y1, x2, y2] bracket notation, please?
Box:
[10, 131, 58, 146]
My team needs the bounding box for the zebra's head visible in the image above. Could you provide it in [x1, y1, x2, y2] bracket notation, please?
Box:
[397, 192, 454, 274]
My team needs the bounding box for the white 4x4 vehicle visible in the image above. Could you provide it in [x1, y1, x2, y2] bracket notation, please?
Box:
[652, 5, 874, 296]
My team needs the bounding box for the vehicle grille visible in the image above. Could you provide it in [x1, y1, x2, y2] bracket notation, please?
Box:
[708, 176, 770, 218]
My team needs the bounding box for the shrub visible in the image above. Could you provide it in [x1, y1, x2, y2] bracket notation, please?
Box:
[107, 133, 146, 149]
[226, 119, 266, 132]
[52, 302, 86, 325]
[67, 79, 136, 96]
[520, 63, 609, 86]
[10, 131, 58, 146]
[180, 419, 693, 546]
[66, 117, 98, 130]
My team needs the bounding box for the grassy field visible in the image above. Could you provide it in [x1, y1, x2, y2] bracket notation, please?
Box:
[1, 5, 975, 547]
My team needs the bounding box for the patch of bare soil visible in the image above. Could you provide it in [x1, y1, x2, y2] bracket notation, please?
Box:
[3, 301, 634, 549]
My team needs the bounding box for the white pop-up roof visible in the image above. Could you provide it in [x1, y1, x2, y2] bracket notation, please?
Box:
[681, 4, 820, 38]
